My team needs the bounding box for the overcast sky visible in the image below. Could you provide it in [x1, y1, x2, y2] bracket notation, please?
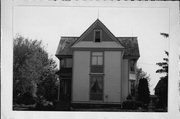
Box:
[14, 6, 169, 94]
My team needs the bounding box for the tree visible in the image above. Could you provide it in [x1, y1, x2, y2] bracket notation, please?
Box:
[155, 33, 169, 109]
[155, 51, 168, 108]
[135, 67, 150, 96]
[136, 67, 150, 83]
[13, 35, 57, 104]
[137, 78, 150, 107]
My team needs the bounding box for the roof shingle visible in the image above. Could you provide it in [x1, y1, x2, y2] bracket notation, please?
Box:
[117, 37, 140, 58]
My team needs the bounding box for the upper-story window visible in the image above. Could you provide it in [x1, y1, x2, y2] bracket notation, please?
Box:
[60, 58, 72, 68]
[94, 30, 101, 42]
[92, 52, 103, 65]
[91, 52, 103, 73]
[130, 60, 135, 72]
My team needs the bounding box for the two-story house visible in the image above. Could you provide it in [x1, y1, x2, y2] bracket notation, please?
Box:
[56, 19, 140, 106]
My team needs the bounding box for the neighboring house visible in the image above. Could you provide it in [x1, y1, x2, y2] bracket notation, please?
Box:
[56, 19, 140, 105]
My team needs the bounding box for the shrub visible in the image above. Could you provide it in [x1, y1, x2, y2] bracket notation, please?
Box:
[126, 94, 132, 100]
[16, 92, 36, 105]
[35, 96, 54, 111]
[122, 100, 138, 110]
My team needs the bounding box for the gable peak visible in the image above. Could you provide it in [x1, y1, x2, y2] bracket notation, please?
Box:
[95, 18, 103, 25]
[72, 19, 124, 48]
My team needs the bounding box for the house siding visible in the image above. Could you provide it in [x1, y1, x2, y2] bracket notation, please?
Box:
[121, 59, 129, 102]
[72, 51, 90, 102]
[104, 51, 122, 103]
[72, 50, 123, 103]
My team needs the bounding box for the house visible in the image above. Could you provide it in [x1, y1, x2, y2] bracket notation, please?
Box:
[55, 19, 140, 106]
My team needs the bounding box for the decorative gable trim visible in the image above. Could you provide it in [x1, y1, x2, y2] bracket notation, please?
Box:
[72, 19, 124, 48]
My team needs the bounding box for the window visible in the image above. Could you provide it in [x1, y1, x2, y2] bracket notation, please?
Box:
[130, 80, 135, 96]
[90, 52, 104, 100]
[130, 60, 135, 72]
[60, 59, 65, 68]
[92, 52, 103, 65]
[60, 58, 72, 68]
[94, 30, 101, 42]
[91, 52, 103, 73]
[66, 58, 73, 68]
[90, 75, 103, 100]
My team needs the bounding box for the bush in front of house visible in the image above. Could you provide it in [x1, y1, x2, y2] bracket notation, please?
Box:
[122, 95, 139, 110]
[16, 92, 36, 105]
[34, 96, 54, 111]
[122, 100, 138, 110]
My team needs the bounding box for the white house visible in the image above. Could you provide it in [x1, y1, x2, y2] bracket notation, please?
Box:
[56, 19, 140, 106]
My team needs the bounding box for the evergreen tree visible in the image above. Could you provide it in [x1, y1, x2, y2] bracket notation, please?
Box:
[138, 78, 150, 107]
[155, 33, 169, 109]
[135, 67, 150, 97]
[155, 51, 168, 108]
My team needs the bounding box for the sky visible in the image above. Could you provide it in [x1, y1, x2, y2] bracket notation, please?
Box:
[13, 6, 169, 94]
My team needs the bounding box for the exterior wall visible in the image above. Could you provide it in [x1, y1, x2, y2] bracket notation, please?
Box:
[72, 50, 124, 104]
[121, 59, 129, 102]
[104, 51, 122, 103]
[72, 51, 90, 102]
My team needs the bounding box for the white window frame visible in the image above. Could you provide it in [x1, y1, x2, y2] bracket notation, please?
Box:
[94, 29, 102, 43]
[91, 52, 103, 66]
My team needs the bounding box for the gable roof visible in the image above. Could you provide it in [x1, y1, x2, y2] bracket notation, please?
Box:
[56, 36, 140, 59]
[72, 19, 124, 48]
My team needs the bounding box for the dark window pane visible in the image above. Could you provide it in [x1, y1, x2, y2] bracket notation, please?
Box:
[130, 60, 135, 72]
[130, 80, 135, 96]
[95, 31, 101, 42]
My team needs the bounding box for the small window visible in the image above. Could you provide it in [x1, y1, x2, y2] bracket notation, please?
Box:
[130, 60, 135, 72]
[130, 80, 135, 96]
[60, 59, 65, 68]
[94, 30, 101, 42]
